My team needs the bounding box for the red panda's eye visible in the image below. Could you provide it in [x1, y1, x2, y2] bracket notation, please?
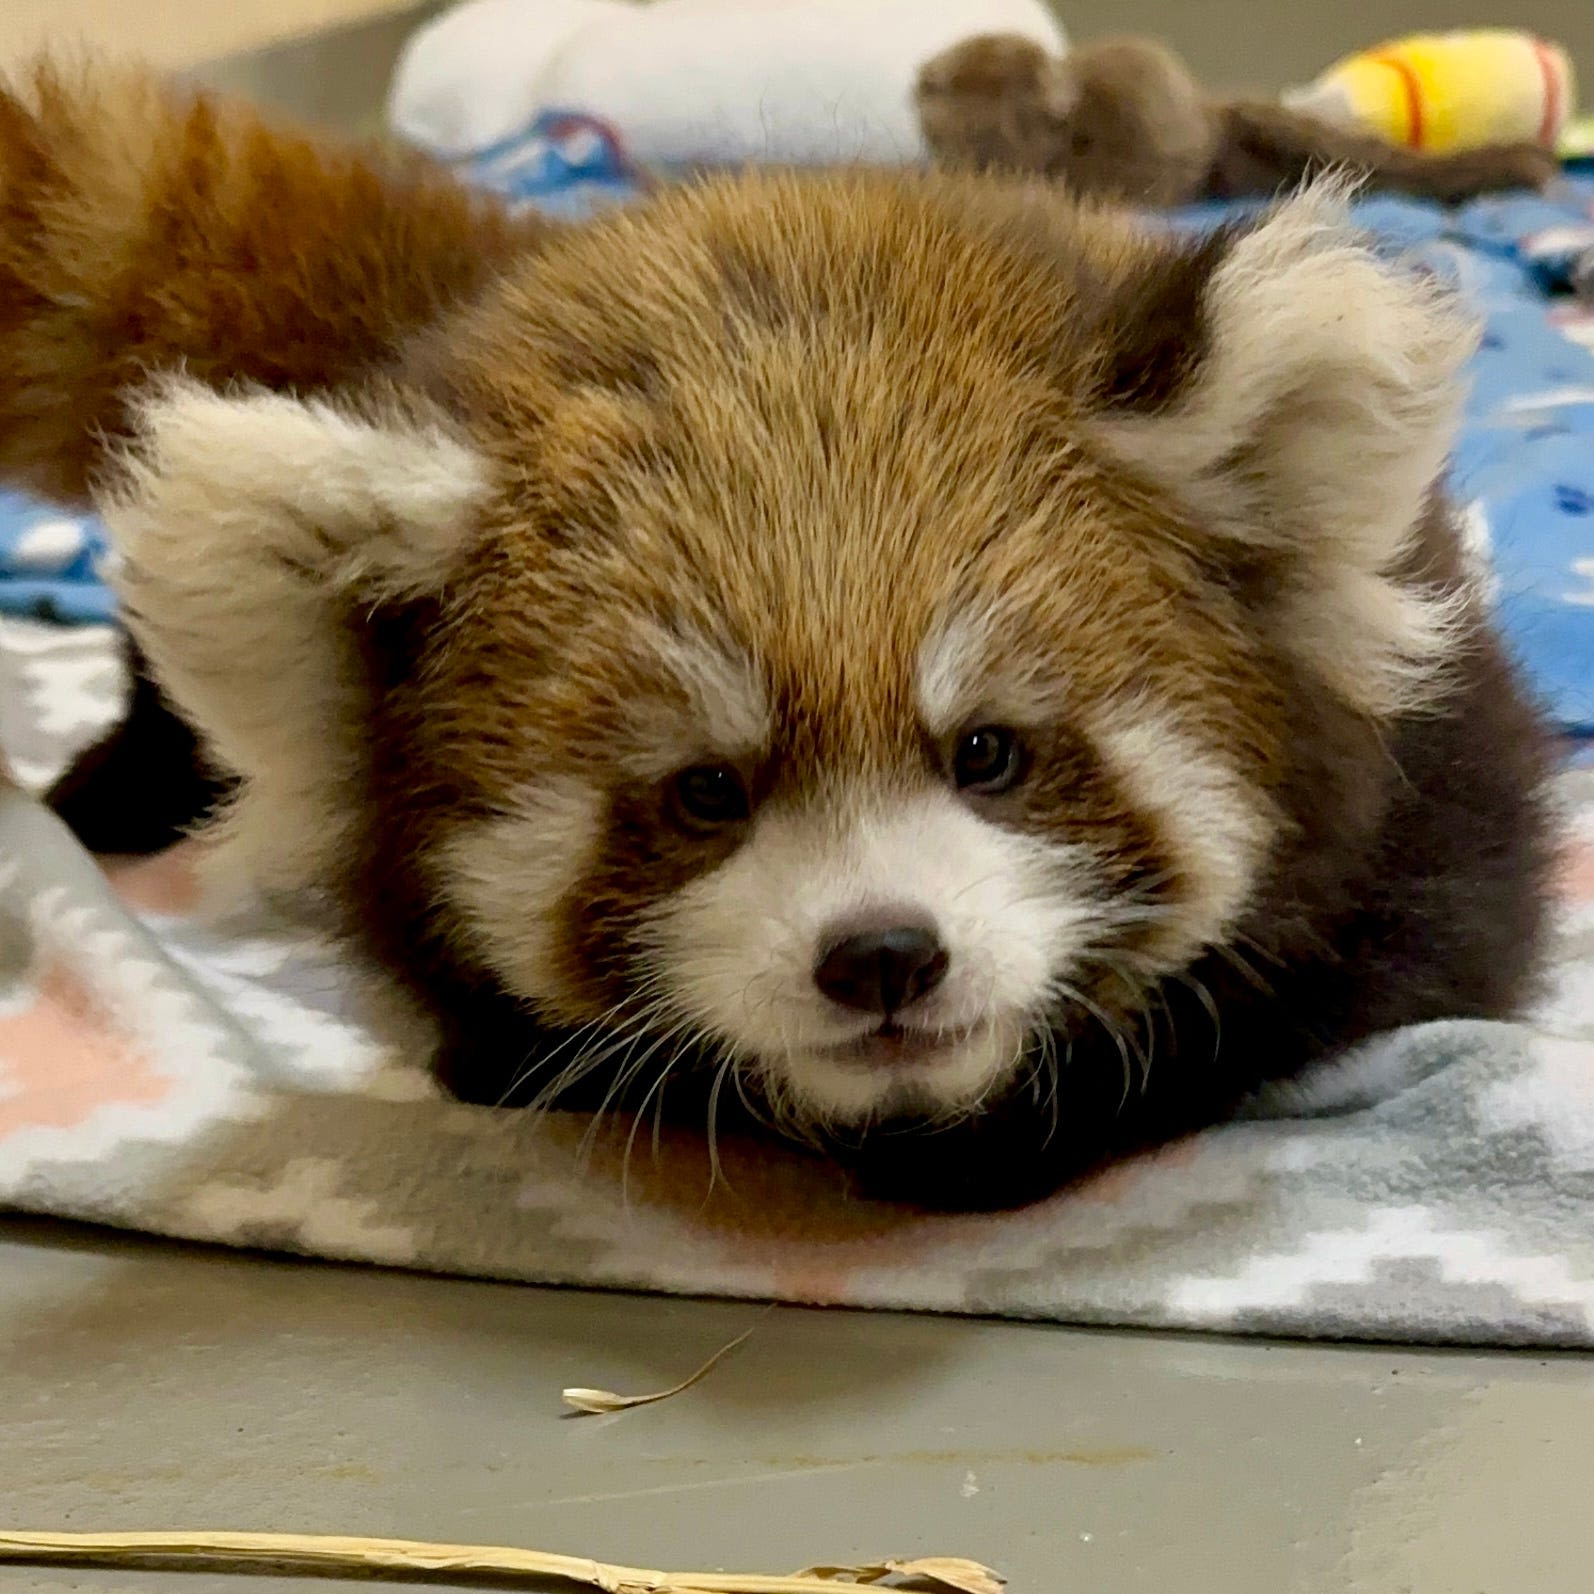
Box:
[953, 726, 1024, 795]
[670, 764, 751, 829]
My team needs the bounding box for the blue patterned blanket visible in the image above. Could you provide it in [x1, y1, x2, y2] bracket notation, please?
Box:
[6, 120, 1592, 732]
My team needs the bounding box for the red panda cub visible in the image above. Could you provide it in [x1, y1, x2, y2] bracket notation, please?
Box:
[0, 62, 1555, 1208]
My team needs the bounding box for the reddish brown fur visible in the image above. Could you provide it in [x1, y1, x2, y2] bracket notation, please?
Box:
[0, 59, 547, 853]
[0, 58, 1557, 1208]
[377, 181, 1291, 1014]
[0, 57, 545, 505]
[916, 35, 1559, 206]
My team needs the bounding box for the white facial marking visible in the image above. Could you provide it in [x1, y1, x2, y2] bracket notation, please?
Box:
[647, 789, 1102, 1124]
[916, 612, 991, 737]
[1092, 705, 1272, 959]
[618, 628, 770, 779]
[437, 777, 603, 1005]
[916, 607, 1063, 739]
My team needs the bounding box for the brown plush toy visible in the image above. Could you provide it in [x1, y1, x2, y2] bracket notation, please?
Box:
[917, 34, 1559, 205]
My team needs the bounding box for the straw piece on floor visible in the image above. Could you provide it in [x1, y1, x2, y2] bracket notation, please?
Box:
[0, 1530, 1005, 1594]
[562, 1324, 759, 1414]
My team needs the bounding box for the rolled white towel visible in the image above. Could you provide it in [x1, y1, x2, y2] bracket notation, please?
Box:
[387, 0, 1068, 167]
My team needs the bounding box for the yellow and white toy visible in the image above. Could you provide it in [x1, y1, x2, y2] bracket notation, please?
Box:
[1283, 30, 1576, 155]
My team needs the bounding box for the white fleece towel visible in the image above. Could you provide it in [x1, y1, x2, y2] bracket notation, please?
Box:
[387, 0, 1068, 166]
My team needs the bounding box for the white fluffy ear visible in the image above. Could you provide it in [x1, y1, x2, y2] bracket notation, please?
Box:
[103, 379, 488, 895]
[1099, 185, 1479, 717]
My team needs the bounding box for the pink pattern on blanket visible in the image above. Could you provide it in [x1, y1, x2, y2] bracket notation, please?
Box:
[0, 959, 171, 1136]
[103, 844, 206, 918]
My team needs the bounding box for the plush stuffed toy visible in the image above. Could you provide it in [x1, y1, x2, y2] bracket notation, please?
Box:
[916, 34, 1558, 207]
[387, 0, 1067, 167]
[1283, 30, 1576, 155]
[1561, 113, 1594, 161]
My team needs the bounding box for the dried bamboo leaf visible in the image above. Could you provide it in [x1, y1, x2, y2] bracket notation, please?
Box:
[562, 1324, 758, 1415]
[798, 1563, 1005, 1594]
[0, 1530, 1003, 1594]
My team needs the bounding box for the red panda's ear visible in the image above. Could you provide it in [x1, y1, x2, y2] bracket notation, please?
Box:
[107, 378, 488, 599]
[100, 377, 489, 896]
[1094, 183, 1478, 718]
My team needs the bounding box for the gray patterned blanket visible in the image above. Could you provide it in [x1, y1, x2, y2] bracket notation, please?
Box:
[1, 618, 1591, 1345]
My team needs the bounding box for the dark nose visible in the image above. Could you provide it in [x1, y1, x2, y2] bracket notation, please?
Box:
[813, 923, 950, 1016]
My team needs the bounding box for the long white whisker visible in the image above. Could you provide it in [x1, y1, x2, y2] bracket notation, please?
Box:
[703, 1055, 736, 1202]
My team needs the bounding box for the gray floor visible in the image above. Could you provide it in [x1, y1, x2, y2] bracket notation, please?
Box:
[8, 7, 1594, 1591]
[5, 1216, 1594, 1594]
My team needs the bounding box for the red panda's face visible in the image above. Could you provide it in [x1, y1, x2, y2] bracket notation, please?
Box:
[110, 173, 1473, 1131]
[424, 374, 1283, 1126]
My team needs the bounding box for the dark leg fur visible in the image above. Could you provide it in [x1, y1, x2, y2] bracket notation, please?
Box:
[46, 639, 229, 854]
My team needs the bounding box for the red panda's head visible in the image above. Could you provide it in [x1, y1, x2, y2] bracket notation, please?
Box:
[106, 172, 1474, 1129]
